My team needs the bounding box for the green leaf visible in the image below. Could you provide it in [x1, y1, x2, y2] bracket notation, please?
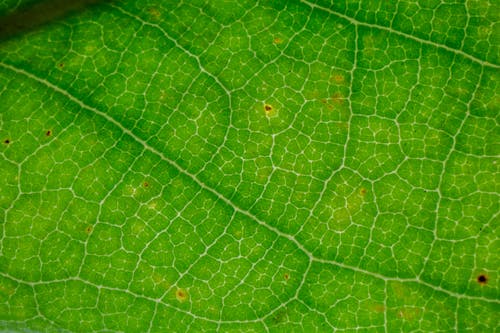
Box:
[0, 0, 499, 331]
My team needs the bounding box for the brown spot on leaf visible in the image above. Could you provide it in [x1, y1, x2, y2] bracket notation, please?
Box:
[3, 139, 10, 144]
[273, 37, 282, 44]
[58, 63, 64, 68]
[85, 226, 93, 234]
[284, 273, 290, 281]
[262, 103, 277, 117]
[143, 182, 149, 188]
[360, 188, 367, 196]
[477, 274, 488, 285]
[175, 288, 188, 302]
[46, 130, 52, 136]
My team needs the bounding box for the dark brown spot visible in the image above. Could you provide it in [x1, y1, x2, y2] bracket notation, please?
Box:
[85, 226, 93, 234]
[360, 188, 367, 196]
[58, 63, 64, 68]
[3, 139, 10, 144]
[46, 130, 52, 136]
[477, 274, 488, 285]
[143, 182, 149, 188]
[284, 273, 290, 281]
[264, 104, 272, 111]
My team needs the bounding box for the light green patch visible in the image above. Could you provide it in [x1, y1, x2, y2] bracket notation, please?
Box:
[387, 281, 456, 332]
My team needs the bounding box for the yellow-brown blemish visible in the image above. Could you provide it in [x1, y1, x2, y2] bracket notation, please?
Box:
[175, 288, 189, 302]
[0, 285, 15, 296]
[372, 304, 385, 313]
[273, 37, 283, 44]
[330, 92, 344, 105]
[397, 307, 421, 320]
[46, 130, 52, 137]
[331, 74, 345, 83]
[143, 181, 149, 188]
[85, 225, 93, 234]
[359, 188, 367, 196]
[148, 7, 161, 20]
[58, 63, 64, 68]
[284, 273, 290, 281]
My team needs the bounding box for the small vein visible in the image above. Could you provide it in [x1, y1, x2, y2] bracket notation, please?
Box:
[108, 3, 232, 94]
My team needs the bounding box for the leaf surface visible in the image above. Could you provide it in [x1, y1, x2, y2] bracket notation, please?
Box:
[0, 0, 499, 331]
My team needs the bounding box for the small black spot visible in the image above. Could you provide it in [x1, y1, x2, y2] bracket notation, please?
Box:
[265, 104, 272, 111]
[4, 139, 10, 144]
[477, 275, 487, 284]
[58, 63, 64, 68]
[46, 130, 52, 136]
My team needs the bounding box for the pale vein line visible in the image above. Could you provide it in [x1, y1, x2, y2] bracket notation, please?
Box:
[300, 0, 500, 69]
[1, 61, 498, 307]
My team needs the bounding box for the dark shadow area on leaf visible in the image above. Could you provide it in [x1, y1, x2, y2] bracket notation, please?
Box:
[0, 0, 112, 41]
